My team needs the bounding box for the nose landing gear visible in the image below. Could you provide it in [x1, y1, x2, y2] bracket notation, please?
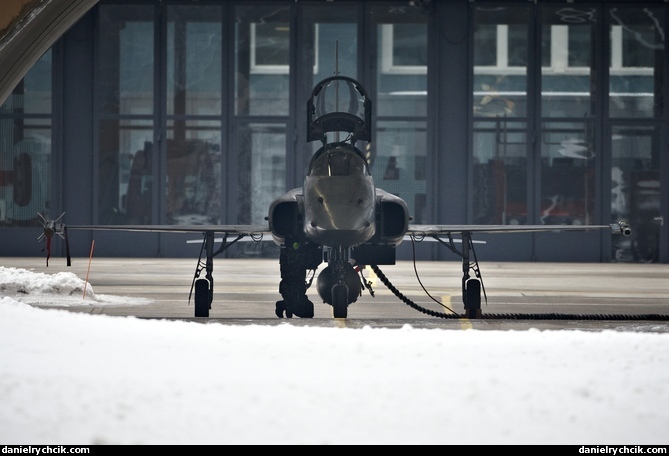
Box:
[316, 248, 362, 318]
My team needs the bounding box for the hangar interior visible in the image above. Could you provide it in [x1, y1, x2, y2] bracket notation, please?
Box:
[0, 0, 666, 263]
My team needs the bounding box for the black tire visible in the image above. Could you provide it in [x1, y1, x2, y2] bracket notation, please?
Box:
[194, 278, 210, 317]
[464, 278, 482, 318]
[332, 285, 348, 319]
[465, 278, 481, 308]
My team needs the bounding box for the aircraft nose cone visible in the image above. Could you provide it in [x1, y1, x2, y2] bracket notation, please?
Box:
[305, 196, 375, 247]
[303, 175, 376, 247]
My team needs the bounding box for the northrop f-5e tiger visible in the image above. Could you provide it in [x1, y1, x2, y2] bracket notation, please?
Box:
[38, 75, 631, 319]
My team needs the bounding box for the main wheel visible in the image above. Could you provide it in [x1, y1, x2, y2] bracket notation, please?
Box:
[194, 278, 210, 317]
[331, 284, 348, 319]
[464, 278, 481, 318]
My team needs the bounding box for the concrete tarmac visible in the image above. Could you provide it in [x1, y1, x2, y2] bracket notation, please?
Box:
[4, 256, 669, 332]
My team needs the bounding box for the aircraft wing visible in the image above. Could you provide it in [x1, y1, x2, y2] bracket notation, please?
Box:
[66, 224, 271, 236]
[64, 221, 630, 239]
[42, 221, 273, 267]
[407, 221, 631, 237]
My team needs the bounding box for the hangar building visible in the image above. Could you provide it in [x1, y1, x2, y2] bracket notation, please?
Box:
[0, 0, 666, 262]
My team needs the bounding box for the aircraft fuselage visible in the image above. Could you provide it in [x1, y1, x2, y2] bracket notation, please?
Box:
[303, 146, 376, 248]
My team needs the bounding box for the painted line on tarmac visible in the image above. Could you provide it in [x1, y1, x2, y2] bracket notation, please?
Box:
[442, 294, 473, 329]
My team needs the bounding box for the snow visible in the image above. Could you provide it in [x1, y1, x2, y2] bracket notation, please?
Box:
[1, 265, 668, 445]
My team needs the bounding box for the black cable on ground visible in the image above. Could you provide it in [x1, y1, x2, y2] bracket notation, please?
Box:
[370, 264, 669, 321]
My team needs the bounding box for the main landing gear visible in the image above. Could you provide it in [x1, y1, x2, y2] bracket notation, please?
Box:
[191, 231, 245, 317]
[370, 231, 485, 319]
[432, 230, 485, 318]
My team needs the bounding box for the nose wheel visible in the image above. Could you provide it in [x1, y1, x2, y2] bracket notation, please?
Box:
[317, 251, 361, 319]
[331, 284, 349, 318]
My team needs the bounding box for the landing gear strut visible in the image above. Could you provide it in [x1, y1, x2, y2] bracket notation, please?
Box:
[316, 247, 362, 319]
[191, 231, 244, 317]
[461, 232, 482, 319]
[432, 231, 485, 319]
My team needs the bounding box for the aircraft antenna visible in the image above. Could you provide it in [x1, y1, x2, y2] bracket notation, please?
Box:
[335, 40, 339, 142]
[334, 40, 339, 76]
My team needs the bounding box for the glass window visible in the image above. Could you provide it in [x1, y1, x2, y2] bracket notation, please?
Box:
[98, 4, 225, 227]
[610, 125, 660, 262]
[372, 120, 426, 223]
[301, 6, 357, 82]
[568, 25, 591, 67]
[609, 7, 665, 118]
[311, 22, 354, 81]
[472, 120, 528, 225]
[0, 121, 51, 225]
[98, 119, 153, 224]
[0, 50, 52, 226]
[164, 5, 224, 227]
[380, 24, 427, 74]
[166, 5, 223, 117]
[17, 50, 52, 115]
[541, 7, 596, 118]
[233, 4, 290, 253]
[474, 23, 497, 67]
[540, 122, 595, 226]
[165, 121, 222, 225]
[371, 5, 427, 223]
[473, 6, 529, 226]
[507, 24, 528, 67]
[98, 6, 154, 115]
[473, 6, 529, 118]
[250, 22, 290, 74]
[234, 5, 291, 116]
[98, 5, 155, 225]
[236, 123, 286, 226]
[375, 9, 428, 116]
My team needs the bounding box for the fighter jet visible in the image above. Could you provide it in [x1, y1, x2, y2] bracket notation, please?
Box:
[38, 75, 631, 319]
